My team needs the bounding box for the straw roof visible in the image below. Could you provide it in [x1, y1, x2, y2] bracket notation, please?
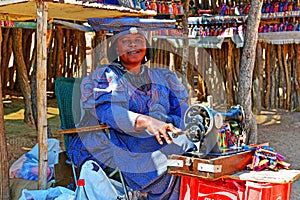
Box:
[0, 0, 156, 21]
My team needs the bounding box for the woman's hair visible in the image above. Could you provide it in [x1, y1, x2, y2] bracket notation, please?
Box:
[107, 28, 153, 64]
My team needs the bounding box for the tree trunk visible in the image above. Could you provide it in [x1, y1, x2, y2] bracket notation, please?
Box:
[0, 26, 11, 200]
[295, 44, 300, 111]
[12, 28, 35, 125]
[238, 0, 263, 144]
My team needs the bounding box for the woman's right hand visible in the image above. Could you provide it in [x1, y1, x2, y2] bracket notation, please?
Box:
[134, 115, 183, 145]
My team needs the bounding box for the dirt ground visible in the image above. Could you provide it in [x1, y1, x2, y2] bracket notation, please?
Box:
[5, 99, 300, 199]
[256, 110, 300, 199]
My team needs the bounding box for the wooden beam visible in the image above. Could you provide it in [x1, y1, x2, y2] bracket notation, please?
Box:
[0, 13, 35, 21]
[36, 0, 48, 190]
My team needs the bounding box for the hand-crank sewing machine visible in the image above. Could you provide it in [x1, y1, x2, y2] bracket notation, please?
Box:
[168, 104, 300, 198]
[182, 104, 247, 156]
[168, 104, 251, 179]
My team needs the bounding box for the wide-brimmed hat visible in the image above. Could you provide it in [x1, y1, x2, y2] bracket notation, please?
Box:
[107, 27, 153, 64]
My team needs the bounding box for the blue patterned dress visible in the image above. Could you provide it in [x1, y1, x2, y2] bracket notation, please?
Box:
[68, 63, 196, 199]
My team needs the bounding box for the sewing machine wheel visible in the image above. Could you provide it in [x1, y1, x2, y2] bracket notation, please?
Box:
[185, 122, 205, 143]
[184, 104, 213, 136]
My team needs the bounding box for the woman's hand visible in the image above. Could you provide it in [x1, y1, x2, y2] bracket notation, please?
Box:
[135, 115, 183, 145]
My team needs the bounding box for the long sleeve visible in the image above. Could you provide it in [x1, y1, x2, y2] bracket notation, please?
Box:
[148, 68, 189, 130]
[80, 66, 141, 134]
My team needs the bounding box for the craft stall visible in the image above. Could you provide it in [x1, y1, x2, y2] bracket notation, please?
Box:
[167, 102, 300, 199]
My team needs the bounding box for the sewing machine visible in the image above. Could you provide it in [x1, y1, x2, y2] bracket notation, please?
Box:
[167, 104, 252, 179]
[182, 104, 247, 157]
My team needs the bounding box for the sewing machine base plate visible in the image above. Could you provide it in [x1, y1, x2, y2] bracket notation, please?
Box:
[167, 150, 253, 179]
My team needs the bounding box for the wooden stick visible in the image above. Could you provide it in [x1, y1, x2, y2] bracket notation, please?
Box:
[58, 124, 110, 135]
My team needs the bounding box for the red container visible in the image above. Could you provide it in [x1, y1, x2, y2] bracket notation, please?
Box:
[179, 176, 292, 200]
[179, 176, 245, 200]
[245, 181, 292, 200]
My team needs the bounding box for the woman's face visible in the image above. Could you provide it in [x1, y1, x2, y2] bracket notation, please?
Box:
[116, 33, 147, 69]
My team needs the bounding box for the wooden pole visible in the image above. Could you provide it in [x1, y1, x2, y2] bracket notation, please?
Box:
[283, 44, 291, 110]
[0, 27, 10, 200]
[278, 44, 285, 109]
[270, 44, 276, 109]
[264, 44, 271, 109]
[227, 40, 234, 106]
[253, 42, 262, 114]
[36, 0, 48, 190]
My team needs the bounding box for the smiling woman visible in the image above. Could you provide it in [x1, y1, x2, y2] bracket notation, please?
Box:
[115, 31, 147, 73]
[67, 27, 196, 200]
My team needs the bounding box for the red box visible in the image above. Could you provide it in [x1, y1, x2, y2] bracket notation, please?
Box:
[180, 176, 245, 200]
[179, 176, 292, 200]
[245, 181, 291, 200]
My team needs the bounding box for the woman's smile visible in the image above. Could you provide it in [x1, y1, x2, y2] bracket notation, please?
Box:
[116, 33, 147, 73]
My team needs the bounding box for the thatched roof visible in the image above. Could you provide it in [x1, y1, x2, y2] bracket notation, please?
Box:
[0, 0, 156, 21]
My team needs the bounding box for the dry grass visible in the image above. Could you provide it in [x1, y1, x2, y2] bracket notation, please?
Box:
[4, 97, 61, 165]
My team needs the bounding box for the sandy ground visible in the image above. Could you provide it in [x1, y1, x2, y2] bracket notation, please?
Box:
[6, 109, 300, 199]
[256, 110, 300, 199]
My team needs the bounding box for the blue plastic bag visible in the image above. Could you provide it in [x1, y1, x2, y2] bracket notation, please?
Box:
[10, 138, 62, 182]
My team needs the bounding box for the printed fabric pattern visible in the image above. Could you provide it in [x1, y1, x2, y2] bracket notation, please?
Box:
[67, 63, 196, 199]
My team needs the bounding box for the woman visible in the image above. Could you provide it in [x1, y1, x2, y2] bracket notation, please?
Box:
[68, 27, 196, 199]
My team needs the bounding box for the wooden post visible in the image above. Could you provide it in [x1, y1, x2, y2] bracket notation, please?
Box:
[0, 27, 10, 200]
[253, 42, 262, 114]
[227, 40, 234, 107]
[264, 43, 270, 108]
[283, 44, 291, 110]
[36, 0, 48, 190]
